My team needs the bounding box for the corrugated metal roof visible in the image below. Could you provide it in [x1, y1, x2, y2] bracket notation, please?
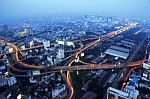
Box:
[117, 42, 133, 49]
[121, 40, 135, 46]
[108, 87, 129, 97]
[105, 49, 129, 59]
[110, 46, 130, 53]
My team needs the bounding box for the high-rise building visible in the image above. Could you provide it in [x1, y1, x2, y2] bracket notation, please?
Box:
[20, 45, 25, 50]
[56, 48, 64, 60]
[85, 15, 88, 19]
[29, 40, 34, 48]
[43, 40, 50, 50]
[2, 25, 8, 31]
[148, 54, 150, 62]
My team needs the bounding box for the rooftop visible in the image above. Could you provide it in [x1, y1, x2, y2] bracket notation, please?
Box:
[110, 46, 130, 53]
[80, 91, 97, 99]
[105, 49, 129, 59]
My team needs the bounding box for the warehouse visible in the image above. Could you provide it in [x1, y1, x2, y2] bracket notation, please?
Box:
[105, 49, 129, 59]
[110, 46, 130, 53]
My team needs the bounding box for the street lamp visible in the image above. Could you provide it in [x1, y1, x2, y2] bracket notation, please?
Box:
[76, 70, 79, 75]
[81, 53, 84, 57]
[60, 70, 62, 74]
[75, 57, 79, 63]
[9, 48, 13, 53]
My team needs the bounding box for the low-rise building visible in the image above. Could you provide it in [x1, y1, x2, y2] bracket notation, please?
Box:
[124, 85, 139, 99]
[105, 48, 129, 59]
[0, 75, 7, 87]
[81, 80, 92, 91]
[52, 84, 66, 98]
[80, 91, 97, 99]
[0, 75, 17, 87]
[7, 76, 17, 86]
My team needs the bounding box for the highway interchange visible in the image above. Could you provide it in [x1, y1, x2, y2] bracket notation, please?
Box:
[0, 23, 149, 99]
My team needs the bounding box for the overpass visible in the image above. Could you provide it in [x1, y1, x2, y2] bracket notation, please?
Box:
[8, 60, 144, 77]
[0, 39, 84, 57]
[0, 23, 137, 75]
[0, 23, 142, 99]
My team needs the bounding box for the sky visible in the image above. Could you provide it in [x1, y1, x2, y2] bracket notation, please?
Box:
[0, 0, 150, 19]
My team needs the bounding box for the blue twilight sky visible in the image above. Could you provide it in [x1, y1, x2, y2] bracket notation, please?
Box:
[0, 0, 150, 19]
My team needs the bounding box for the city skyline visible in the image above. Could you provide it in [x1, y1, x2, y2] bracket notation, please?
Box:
[0, 1, 150, 99]
[0, 0, 150, 19]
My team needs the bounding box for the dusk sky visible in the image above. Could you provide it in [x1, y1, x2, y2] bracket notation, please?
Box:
[0, 0, 150, 19]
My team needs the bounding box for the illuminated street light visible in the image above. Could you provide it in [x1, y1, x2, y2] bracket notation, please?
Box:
[75, 57, 79, 63]
[4, 71, 9, 76]
[29, 41, 34, 48]
[17, 94, 22, 99]
[60, 70, 62, 73]
[9, 48, 13, 53]
[76, 70, 79, 75]
[81, 53, 84, 57]
[121, 73, 123, 77]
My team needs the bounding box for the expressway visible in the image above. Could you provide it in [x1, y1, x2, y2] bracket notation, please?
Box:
[111, 32, 148, 88]
[0, 23, 137, 70]
[62, 23, 148, 99]
[102, 28, 149, 99]
[0, 40, 84, 57]
[134, 28, 144, 35]
[63, 58, 75, 99]
[8, 60, 145, 77]
[102, 30, 148, 99]
[57, 24, 137, 99]
[121, 40, 150, 90]
[59, 23, 138, 99]
[0, 23, 139, 99]
[74, 23, 137, 59]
